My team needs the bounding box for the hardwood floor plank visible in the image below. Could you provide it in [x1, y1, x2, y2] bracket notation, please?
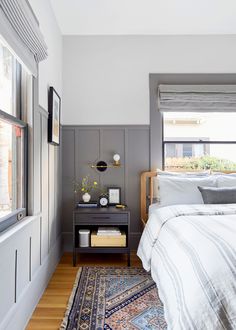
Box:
[26, 251, 141, 330]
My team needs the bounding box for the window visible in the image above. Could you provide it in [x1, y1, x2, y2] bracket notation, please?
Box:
[163, 112, 236, 171]
[0, 40, 29, 232]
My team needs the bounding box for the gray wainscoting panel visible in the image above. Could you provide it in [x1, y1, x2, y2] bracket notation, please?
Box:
[127, 128, 150, 237]
[61, 125, 150, 250]
[62, 129, 75, 233]
[101, 129, 125, 202]
[41, 114, 49, 261]
[76, 129, 100, 185]
[33, 109, 41, 215]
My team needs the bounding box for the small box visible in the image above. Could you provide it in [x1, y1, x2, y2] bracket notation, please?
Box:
[79, 229, 90, 247]
[91, 231, 126, 247]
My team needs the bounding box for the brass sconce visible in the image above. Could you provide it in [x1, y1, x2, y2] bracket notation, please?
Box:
[91, 154, 121, 172]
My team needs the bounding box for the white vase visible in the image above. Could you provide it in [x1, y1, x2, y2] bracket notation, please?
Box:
[82, 192, 91, 203]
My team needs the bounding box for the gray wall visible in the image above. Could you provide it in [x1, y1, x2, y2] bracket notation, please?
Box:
[62, 125, 150, 250]
[62, 35, 236, 125]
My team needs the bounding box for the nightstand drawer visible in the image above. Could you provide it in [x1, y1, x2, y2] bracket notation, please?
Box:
[74, 213, 128, 224]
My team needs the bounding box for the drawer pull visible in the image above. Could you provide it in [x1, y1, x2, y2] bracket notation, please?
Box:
[92, 216, 110, 220]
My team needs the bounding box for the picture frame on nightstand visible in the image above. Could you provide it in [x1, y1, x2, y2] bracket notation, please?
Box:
[107, 187, 121, 205]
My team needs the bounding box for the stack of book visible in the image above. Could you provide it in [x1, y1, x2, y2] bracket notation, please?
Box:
[97, 227, 121, 236]
[77, 201, 98, 208]
[91, 227, 126, 247]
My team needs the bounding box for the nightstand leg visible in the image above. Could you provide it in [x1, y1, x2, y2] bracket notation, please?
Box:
[127, 252, 131, 267]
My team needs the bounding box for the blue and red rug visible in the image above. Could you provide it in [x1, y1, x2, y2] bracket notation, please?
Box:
[60, 267, 167, 330]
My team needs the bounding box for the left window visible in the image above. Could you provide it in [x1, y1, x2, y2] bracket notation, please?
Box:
[0, 40, 29, 232]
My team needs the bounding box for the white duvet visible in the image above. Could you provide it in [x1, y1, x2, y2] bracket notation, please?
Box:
[137, 204, 236, 330]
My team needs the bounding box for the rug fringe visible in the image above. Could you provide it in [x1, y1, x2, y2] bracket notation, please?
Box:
[60, 267, 83, 330]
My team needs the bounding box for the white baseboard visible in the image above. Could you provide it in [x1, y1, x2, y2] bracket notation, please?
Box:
[0, 235, 62, 330]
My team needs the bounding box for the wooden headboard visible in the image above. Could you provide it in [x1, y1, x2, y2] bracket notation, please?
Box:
[140, 169, 236, 227]
[140, 170, 158, 227]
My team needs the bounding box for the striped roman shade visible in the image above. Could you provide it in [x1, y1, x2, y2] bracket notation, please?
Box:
[0, 0, 48, 76]
[158, 85, 236, 112]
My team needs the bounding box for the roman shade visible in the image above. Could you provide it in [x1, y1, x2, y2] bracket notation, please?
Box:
[158, 84, 236, 112]
[0, 0, 48, 76]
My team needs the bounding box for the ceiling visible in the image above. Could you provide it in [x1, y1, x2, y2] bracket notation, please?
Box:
[50, 0, 236, 35]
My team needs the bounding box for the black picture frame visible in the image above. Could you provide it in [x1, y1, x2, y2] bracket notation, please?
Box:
[107, 187, 121, 205]
[48, 86, 61, 145]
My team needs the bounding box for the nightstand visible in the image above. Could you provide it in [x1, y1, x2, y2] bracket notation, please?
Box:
[73, 206, 130, 266]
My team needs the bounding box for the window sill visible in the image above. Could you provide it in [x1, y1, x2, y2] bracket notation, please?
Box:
[0, 215, 38, 244]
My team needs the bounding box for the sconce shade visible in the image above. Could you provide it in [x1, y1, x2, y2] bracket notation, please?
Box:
[113, 154, 121, 166]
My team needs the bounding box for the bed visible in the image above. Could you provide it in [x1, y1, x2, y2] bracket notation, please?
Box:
[137, 170, 236, 330]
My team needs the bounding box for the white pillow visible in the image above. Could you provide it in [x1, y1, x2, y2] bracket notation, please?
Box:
[156, 170, 210, 177]
[158, 176, 217, 207]
[153, 171, 210, 200]
[217, 175, 236, 188]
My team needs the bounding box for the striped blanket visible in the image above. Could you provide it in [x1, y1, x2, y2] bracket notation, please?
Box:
[137, 204, 236, 330]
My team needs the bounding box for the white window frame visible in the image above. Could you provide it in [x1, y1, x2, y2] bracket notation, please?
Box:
[0, 58, 28, 232]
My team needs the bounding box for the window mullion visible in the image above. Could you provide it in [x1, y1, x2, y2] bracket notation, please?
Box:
[15, 61, 22, 120]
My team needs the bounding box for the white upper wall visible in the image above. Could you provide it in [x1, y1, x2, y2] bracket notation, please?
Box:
[50, 0, 236, 35]
[28, 0, 62, 110]
[62, 35, 236, 125]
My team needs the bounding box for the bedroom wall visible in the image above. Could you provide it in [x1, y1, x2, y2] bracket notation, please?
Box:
[61, 35, 236, 250]
[0, 1, 63, 329]
[62, 35, 236, 125]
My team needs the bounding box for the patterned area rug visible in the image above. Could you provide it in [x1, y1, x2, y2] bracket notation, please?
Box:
[60, 267, 167, 330]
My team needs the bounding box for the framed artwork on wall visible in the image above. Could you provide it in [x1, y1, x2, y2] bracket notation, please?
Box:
[107, 187, 121, 205]
[48, 86, 61, 145]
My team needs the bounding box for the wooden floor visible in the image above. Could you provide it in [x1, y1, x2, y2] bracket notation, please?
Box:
[26, 252, 141, 330]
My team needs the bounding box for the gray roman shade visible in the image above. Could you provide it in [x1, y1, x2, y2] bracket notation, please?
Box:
[0, 0, 48, 76]
[158, 85, 236, 112]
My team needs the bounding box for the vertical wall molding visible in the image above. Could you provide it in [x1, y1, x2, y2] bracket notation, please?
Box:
[29, 237, 32, 282]
[14, 250, 18, 303]
[40, 113, 43, 213]
[39, 216, 42, 265]
[124, 128, 128, 205]
[48, 145, 50, 254]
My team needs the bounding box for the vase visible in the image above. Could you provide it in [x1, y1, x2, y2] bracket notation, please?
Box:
[82, 192, 91, 203]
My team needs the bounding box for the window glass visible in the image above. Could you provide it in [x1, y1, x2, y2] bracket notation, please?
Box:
[163, 112, 236, 171]
[0, 43, 16, 116]
[164, 112, 236, 141]
[0, 119, 25, 219]
[0, 39, 29, 229]
[164, 143, 236, 171]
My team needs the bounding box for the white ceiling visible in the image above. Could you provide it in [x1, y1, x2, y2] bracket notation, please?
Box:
[50, 0, 236, 35]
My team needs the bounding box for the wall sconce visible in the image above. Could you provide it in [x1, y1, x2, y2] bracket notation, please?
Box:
[113, 154, 121, 166]
[91, 154, 121, 172]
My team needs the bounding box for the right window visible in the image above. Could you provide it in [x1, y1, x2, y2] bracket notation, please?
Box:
[163, 112, 236, 171]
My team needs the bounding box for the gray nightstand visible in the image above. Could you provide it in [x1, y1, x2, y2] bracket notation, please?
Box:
[73, 206, 130, 266]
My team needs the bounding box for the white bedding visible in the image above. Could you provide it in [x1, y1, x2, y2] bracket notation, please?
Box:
[137, 204, 236, 329]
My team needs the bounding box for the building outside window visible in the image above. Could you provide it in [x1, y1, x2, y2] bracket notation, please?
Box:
[163, 112, 236, 171]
